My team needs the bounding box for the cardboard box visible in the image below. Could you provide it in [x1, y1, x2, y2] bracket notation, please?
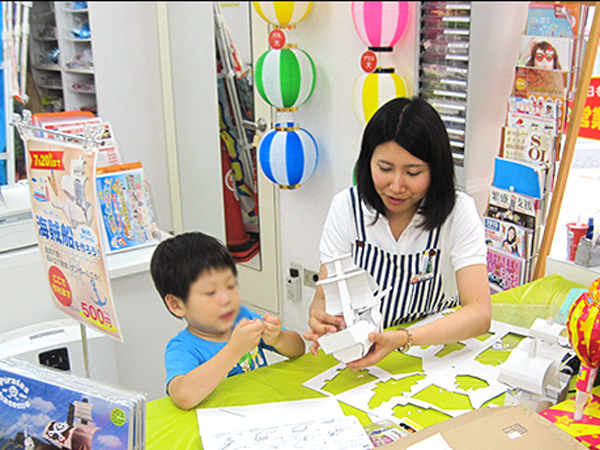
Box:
[381, 405, 585, 449]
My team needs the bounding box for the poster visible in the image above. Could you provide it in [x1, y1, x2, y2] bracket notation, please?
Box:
[25, 137, 123, 341]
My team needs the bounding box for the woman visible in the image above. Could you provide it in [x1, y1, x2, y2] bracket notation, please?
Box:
[502, 226, 521, 256]
[525, 40, 562, 70]
[304, 97, 491, 370]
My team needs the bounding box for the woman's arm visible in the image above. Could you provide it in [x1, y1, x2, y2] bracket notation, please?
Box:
[346, 264, 491, 370]
[304, 264, 346, 355]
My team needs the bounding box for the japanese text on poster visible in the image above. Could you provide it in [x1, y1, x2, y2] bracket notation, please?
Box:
[25, 138, 123, 341]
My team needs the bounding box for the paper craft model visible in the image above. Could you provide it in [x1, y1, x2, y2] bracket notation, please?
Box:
[53, 155, 94, 228]
[498, 318, 574, 412]
[43, 398, 99, 449]
[317, 254, 386, 364]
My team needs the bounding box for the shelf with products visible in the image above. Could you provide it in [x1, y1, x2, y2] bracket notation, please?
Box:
[28, 1, 97, 114]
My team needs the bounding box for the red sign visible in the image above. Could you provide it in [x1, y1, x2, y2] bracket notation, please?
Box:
[269, 29, 286, 50]
[578, 76, 600, 141]
[360, 51, 377, 73]
[29, 151, 65, 170]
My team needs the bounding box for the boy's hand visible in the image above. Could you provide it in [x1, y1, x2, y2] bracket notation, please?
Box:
[229, 318, 264, 357]
[261, 313, 283, 346]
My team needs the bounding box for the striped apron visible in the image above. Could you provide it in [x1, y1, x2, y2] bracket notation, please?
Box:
[349, 186, 459, 329]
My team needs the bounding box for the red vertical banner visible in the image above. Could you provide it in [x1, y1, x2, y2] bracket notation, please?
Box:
[578, 77, 600, 141]
[25, 138, 123, 341]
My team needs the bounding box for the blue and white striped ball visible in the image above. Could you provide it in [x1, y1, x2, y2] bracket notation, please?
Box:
[258, 125, 318, 188]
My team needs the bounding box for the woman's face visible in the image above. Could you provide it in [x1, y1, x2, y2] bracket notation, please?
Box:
[534, 47, 555, 69]
[370, 141, 431, 220]
[508, 228, 516, 240]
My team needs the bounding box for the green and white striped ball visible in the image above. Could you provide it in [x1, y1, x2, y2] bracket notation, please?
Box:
[255, 48, 316, 109]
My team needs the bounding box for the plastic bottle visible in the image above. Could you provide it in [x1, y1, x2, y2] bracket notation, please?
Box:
[587, 217, 595, 240]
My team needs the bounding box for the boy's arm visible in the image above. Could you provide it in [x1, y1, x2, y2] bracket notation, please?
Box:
[169, 318, 264, 410]
[262, 314, 306, 358]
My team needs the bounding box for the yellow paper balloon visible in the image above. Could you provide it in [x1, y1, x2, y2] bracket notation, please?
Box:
[253, 2, 313, 27]
[352, 71, 408, 126]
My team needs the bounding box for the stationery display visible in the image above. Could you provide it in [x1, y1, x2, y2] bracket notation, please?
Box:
[484, 2, 586, 293]
[0, 358, 145, 449]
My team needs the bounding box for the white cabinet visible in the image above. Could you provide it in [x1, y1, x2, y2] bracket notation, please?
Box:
[29, 1, 97, 113]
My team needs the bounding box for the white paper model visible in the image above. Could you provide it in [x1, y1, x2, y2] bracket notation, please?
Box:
[498, 318, 574, 412]
[317, 254, 387, 364]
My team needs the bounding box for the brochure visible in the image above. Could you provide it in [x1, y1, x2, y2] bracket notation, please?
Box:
[487, 247, 527, 293]
[525, 2, 580, 38]
[96, 162, 161, 254]
[486, 186, 544, 231]
[484, 216, 534, 259]
[499, 126, 555, 165]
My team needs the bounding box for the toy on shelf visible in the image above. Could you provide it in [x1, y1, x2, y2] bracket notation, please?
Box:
[567, 277, 600, 420]
[498, 317, 574, 412]
[317, 254, 387, 364]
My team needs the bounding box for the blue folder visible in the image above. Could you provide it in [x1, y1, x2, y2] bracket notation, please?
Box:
[492, 157, 545, 199]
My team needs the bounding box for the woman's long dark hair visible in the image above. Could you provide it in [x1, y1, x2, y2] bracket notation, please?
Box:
[355, 97, 456, 231]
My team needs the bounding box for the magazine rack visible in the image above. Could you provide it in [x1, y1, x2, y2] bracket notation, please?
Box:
[534, 2, 600, 279]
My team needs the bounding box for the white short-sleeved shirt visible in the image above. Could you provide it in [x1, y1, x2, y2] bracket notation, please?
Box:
[320, 188, 487, 300]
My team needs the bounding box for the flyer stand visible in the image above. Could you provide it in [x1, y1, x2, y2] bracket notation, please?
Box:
[12, 110, 124, 378]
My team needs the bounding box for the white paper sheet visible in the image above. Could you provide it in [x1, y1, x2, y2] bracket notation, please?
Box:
[197, 397, 348, 447]
[202, 415, 374, 450]
[407, 432, 454, 450]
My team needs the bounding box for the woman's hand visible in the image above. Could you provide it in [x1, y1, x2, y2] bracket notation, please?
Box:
[346, 330, 405, 371]
[304, 307, 346, 355]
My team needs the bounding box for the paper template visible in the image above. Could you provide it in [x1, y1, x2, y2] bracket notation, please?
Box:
[201, 416, 374, 450]
[303, 314, 531, 426]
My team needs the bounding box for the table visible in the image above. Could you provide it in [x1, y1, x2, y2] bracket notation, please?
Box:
[146, 274, 586, 449]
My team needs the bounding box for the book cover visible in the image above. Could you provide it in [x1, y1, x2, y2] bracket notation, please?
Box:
[96, 162, 161, 253]
[484, 216, 534, 259]
[492, 157, 548, 199]
[0, 360, 136, 449]
[499, 126, 555, 165]
[486, 186, 543, 230]
[525, 2, 580, 38]
[518, 34, 574, 71]
[487, 247, 526, 293]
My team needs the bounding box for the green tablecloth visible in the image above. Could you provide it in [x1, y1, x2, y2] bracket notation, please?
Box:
[146, 274, 587, 448]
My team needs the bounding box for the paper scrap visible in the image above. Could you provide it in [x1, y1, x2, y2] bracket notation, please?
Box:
[407, 432, 454, 450]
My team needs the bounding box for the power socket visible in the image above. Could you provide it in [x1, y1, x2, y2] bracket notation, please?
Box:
[303, 268, 319, 289]
[286, 266, 302, 301]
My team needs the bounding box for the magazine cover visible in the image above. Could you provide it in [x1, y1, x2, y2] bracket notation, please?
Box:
[484, 216, 534, 259]
[486, 186, 543, 230]
[96, 162, 161, 253]
[525, 2, 580, 38]
[507, 96, 558, 121]
[0, 360, 136, 449]
[499, 126, 555, 165]
[518, 34, 574, 71]
[506, 111, 557, 136]
[487, 247, 526, 293]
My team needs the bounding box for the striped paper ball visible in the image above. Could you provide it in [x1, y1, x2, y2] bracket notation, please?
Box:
[255, 48, 316, 110]
[352, 2, 410, 49]
[352, 71, 408, 125]
[258, 123, 318, 188]
[252, 2, 313, 27]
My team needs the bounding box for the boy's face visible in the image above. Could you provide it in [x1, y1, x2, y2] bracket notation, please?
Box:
[182, 267, 241, 340]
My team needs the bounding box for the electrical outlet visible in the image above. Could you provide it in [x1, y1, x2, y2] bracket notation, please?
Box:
[287, 262, 303, 301]
[303, 268, 319, 289]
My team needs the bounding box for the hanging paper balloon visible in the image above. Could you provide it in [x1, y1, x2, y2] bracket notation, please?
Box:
[255, 48, 316, 110]
[253, 1, 314, 28]
[258, 122, 318, 189]
[352, 1, 410, 50]
[352, 70, 407, 125]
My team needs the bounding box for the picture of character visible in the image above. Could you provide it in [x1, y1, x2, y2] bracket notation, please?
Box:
[524, 39, 562, 70]
[502, 226, 521, 257]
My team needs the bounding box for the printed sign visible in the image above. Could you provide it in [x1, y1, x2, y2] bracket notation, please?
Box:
[25, 138, 122, 341]
[578, 77, 600, 141]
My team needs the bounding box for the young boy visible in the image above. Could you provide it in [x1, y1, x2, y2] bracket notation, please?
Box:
[151, 232, 305, 410]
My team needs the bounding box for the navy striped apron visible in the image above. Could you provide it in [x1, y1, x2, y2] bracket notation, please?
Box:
[349, 187, 459, 329]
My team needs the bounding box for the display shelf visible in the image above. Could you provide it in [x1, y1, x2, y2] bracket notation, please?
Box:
[28, 1, 98, 114]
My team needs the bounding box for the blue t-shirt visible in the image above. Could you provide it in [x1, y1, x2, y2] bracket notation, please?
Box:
[165, 306, 274, 390]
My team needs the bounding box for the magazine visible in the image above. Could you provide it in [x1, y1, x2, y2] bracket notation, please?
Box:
[525, 2, 580, 38]
[517, 34, 574, 71]
[499, 126, 555, 165]
[506, 111, 557, 136]
[0, 358, 145, 449]
[492, 157, 549, 199]
[486, 186, 544, 230]
[487, 247, 527, 294]
[484, 216, 534, 259]
[96, 162, 161, 254]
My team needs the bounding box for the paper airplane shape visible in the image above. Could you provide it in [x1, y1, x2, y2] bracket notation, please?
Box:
[317, 254, 386, 364]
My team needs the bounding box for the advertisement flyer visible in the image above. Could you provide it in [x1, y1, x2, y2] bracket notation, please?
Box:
[25, 137, 123, 341]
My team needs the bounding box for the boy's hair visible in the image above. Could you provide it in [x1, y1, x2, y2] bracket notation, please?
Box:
[150, 232, 237, 317]
[355, 96, 456, 231]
